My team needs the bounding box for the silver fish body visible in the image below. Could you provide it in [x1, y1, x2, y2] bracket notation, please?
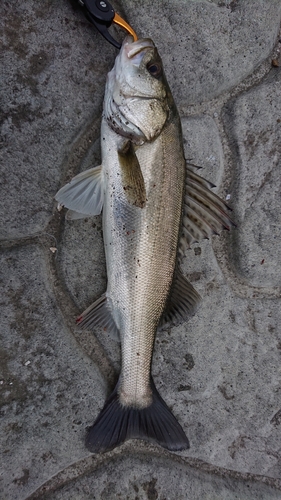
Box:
[55, 37, 235, 453]
[102, 111, 185, 409]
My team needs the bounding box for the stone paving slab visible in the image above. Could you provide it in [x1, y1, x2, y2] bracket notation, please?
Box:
[1, 0, 114, 239]
[1, 0, 281, 499]
[121, 0, 281, 105]
[32, 451, 281, 500]
[223, 67, 281, 288]
[0, 245, 105, 499]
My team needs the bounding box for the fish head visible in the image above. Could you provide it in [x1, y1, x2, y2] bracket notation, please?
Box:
[104, 37, 171, 144]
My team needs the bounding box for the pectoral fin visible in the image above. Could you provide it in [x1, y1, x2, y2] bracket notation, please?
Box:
[55, 166, 104, 216]
[118, 141, 146, 209]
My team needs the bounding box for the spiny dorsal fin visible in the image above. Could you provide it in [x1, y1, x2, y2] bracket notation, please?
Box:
[76, 294, 119, 341]
[55, 166, 104, 216]
[118, 141, 146, 209]
[160, 269, 201, 327]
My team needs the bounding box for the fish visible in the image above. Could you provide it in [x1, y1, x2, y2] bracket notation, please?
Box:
[55, 36, 235, 453]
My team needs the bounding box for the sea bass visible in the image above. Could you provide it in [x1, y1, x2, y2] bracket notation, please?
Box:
[55, 37, 234, 453]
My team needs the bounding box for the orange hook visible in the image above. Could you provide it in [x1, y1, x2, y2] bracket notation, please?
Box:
[113, 13, 138, 42]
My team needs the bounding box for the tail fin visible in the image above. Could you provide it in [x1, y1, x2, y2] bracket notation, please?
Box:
[86, 380, 189, 453]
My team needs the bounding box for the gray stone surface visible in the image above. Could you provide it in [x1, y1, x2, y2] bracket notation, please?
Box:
[1, 1, 114, 239]
[223, 68, 281, 288]
[1, 0, 281, 499]
[0, 245, 105, 500]
[36, 452, 281, 500]
[182, 115, 224, 186]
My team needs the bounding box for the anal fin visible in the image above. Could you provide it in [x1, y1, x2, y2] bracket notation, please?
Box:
[76, 294, 119, 341]
[160, 269, 201, 327]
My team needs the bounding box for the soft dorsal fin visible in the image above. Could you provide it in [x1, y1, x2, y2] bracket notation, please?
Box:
[160, 269, 201, 327]
[76, 294, 119, 341]
[118, 141, 146, 209]
[55, 166, 104, 216]
[180, 167, 236, 250]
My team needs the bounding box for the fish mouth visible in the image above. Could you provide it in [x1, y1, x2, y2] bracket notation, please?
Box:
[125, 38, 155, 60]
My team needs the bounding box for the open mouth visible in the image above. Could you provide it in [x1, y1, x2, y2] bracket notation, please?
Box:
[126, 39, 155, 59]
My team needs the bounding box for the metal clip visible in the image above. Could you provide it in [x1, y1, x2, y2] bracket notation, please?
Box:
[79, 0, 137, 49]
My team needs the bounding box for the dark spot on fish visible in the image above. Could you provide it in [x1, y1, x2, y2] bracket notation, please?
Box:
[194, 247, 201, 256]
[127, 231, 130, 235]
[137, 352, 140, 356]
[260, 259, 265, 264]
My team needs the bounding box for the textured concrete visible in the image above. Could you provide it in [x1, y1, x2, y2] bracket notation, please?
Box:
[1, 0, 281, 499]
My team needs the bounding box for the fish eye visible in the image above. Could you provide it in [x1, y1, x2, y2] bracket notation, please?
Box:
[147, 62, 162, 79]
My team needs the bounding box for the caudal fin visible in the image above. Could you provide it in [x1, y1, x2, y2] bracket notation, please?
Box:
[86, 380, 189, 453]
